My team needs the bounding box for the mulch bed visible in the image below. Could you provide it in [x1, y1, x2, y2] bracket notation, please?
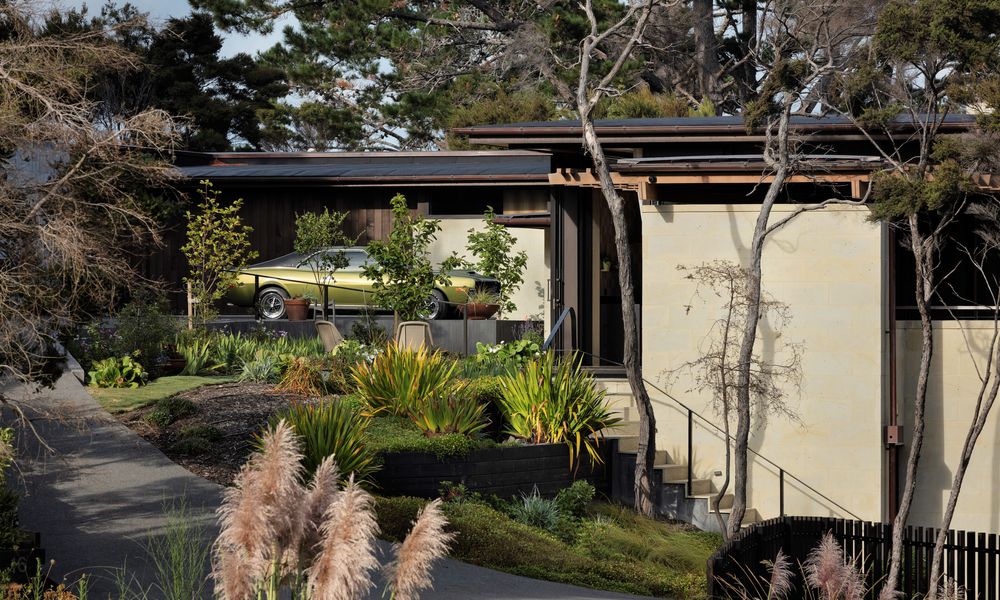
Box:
[119, 381, 310, 485]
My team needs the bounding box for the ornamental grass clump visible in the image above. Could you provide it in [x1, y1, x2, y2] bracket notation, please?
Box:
[408, 394, 489, 437]
[497, 351, 620, 469]
[275, 400, 378, 482]
[214, 420, 452, 600]
[351, 344, 459, 416]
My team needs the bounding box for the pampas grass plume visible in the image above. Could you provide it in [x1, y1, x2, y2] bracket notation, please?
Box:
[387, 498, 454, 600]
[213, 420, 307, 600]
[299, 455, 341, 563]
[307, 476, 380, 600]
[253, 419, 306, 549]
[766, 549, 793, 600]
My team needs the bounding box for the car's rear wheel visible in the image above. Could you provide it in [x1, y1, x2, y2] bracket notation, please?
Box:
[422, 289, 449, 320]
[257, 287, 289, 320]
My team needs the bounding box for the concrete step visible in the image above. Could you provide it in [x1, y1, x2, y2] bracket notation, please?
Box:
[691, 492, 734, 510]
[665, 477, 712, 496]
[655, 463, 688, 481]
[594, 379, 634, 395]
[601, 422, 639, 438]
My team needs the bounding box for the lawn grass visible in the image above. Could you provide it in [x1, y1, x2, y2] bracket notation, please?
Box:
[376, 496, 720, 599]
[90, 375, 238, 414]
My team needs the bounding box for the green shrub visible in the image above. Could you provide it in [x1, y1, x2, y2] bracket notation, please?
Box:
[350, 308, 389, 346]
[366, 416, 495, 458]
[408, 394, 489, 437]
[331, 339, 381, 366]
[271, 335, 326, 358]
[275, 400, 378, 481]
[375, 497, 709, 598]
[178, 339, 218, 376]
[352, 344, 458, 416]
[146, 396, 197, 428]
[171, 436, 213, 455]
[238, 351, 280, 383]
[114, 296, 178, 377]
[179, 424, 222, 442]
[212, 332, 259, 374]
[498, 351, 620, 469]
[474, 339, 540, 371]
[172, 424, 222, 454]
[89, 356, 148, 388]
[509, 488, 561, 532]
[555, 480, 596, 519]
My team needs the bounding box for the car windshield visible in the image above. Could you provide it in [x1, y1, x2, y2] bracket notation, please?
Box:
[249, 252, 305, 269]
[296, 249, 368, 270]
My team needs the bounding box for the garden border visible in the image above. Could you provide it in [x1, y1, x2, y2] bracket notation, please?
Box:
[374, 442, 610, 499]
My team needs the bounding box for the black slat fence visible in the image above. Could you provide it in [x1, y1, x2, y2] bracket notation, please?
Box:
[708, 516, 1000, 599]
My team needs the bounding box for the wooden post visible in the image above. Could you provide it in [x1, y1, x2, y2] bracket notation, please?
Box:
[187, 281, 193, 330]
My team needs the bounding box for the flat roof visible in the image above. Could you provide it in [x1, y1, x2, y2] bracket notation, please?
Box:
[176, 151, 552, 183]
[454, 114, 978, 147]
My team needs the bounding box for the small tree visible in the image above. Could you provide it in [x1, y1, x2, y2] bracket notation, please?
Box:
[293, 208, 354, 317]
[181, 180, 257, 325]
[464, 206, 528, 317]
[672, 261, 802, 540]
[362, 194, 461, 321]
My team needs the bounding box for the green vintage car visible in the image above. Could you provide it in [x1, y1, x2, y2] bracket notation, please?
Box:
[223, 247, 500, 320]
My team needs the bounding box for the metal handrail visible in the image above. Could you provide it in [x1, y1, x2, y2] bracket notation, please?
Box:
[541, 306, 577, 352]
[558, 347, 862, 521]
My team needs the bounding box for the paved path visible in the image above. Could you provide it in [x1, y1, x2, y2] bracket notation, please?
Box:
[7, 372, 652, 599]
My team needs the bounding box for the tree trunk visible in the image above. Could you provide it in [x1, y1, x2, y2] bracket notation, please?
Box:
[727, 107, 790, 538]
[692, 0, 720, 104]
[880, 214, 934, 599]
[926, 327, 1000, 594]
[581, 118, 657, 516]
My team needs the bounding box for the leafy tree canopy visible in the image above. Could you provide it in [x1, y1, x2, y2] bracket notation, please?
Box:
[44, 4, 288, 151]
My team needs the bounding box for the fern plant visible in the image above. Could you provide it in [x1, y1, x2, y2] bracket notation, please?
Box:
[497, 351, 620, 469]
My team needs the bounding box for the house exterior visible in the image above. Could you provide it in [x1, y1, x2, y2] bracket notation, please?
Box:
[452, 115, 999, 533]
[163, 115, 1000, 534]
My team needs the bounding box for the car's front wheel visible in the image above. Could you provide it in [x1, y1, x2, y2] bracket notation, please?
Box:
[257, 287, 289, 320]
[422, 289, 449, 320]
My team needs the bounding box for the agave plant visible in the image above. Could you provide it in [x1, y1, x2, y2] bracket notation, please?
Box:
[274, 400, 378, 482]
[497, 351, 620, 469]
[351, 344, 458, 416]
[408, 394, 489, 437]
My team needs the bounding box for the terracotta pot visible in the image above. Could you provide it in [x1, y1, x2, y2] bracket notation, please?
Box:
[458, 302, 500, 320]
[285, 298, 310, 321]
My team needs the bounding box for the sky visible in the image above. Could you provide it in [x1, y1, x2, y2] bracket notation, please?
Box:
[59, 0, 292, 57]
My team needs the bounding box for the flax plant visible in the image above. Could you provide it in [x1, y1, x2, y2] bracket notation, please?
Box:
[498, 351, 620, 470]
[213, 420, 452, 600]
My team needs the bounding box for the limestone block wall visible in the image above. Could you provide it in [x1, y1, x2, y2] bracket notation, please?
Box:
[640, 203, 885, 522]
[898, 321, 1000, 532]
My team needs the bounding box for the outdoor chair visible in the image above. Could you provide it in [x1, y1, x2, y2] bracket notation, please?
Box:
[395, 321, 434, 351]
[315, 319, 344, 352]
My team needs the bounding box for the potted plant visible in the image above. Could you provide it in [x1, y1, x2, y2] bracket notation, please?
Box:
[458, 289, 501, 320]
